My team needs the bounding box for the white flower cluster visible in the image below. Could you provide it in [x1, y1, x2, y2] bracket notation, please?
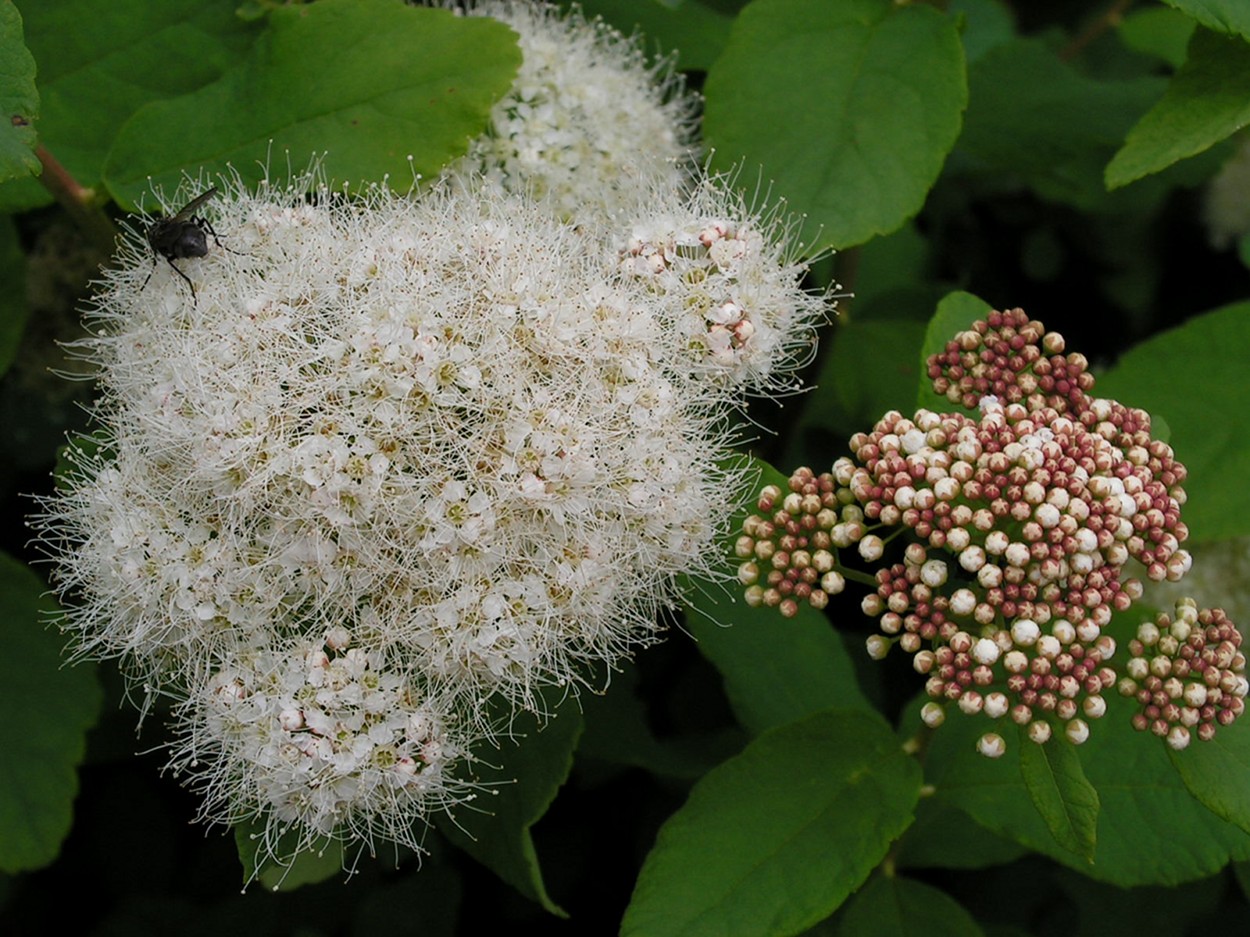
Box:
[446, 0, 696, 226]
[33, 2, 829, 868]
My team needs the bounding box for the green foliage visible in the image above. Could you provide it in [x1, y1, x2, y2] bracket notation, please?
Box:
[1017, 735, 1099, 864]
[962, 37, 1166, 209]
[0, 553, 101, 873]
[0, 1, 39, 183]
[917, 685, 1250, 887]
[1120, 6, 1197, 67]
[621, 709, 922, 937]
[703, 0, 966, 252]
[682, 457, 873, 735]
[3, 0, 258, 211]
[1098, 302, 1250, 544]
[563, 0, 733, 71]
[834, 875, 983, 937]
[1162, 0, 1250, 42]
[1107, 29, 1250, 190]
[235, 821, 344, 891]
[103, 0, 520, 204]
[436, 697, 583, 917]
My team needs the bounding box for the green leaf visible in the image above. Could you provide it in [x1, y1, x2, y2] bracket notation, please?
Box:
[561, 0, 733, 72]
[921, 683, 1250, 886]
[949, 0, 1015, 66]
[1120, 7, 1198, 68]
[1097, 301, 1250, 544]
[0, 0, 39, 182]
[703, 0, 966, 252]
[1018, 734, 1099, 862]
[0, 215, 28, 377]
[683, 456, 874, 735]
[0, 552, 102, 873]
[834, 875, 984, 937]
[687, 577, 875, 735]
[622, 709, 922, 937]
[1161, 0, 1250, 42]
[2, 0, 257, 212]
[1169, 718, 1250, 836]
[438, 700, 582, 917]
[234, 820, 343, 891]
[960, 38, 1166, 208]
[915, 290, 992, 415]
[1106, 29, 1250, 190]
[103, 0, 521, 205]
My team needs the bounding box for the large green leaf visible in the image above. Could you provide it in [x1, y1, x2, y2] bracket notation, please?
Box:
[0, 552, 102, 873]
[703, 0, 966, 252]
[1169, 718, 1250, 836]
[1161, 0, 1250, 42]
[0, 0, 39, 183]
[622, 709, 922, 937]
[104, 0, 521, 205]
[834, 875, 983, 937]
[1120, 7, 1198, 68]
[1106, 29, 1250, 190]
[1097, 302, 1250, 544]
[2, 0, 256, 211]
[437, 700, 582, 917]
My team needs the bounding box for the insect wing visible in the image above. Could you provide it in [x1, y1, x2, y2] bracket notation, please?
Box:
[168, 186, 220, 222]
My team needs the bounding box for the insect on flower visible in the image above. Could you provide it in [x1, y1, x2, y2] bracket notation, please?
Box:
[141, 186, 226, 299]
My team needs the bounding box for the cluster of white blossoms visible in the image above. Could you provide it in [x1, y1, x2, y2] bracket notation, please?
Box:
[33, 4, 828, 869]
[443, 0, 696, 226]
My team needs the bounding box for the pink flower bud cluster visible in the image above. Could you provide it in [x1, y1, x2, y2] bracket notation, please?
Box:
[927, 308, 1094, 414]
[1119, 599, 1248, 749]
[737, 309, 1245, 754]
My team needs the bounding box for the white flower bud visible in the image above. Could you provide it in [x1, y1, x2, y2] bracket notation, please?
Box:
[1065, 719, 1090, 745]
[977, 733, 1007, 758]
[866, 635, 891, 660]
[921, 702, 946, 728]
[972, 638, 1000, 666]
[1027, 721, 1052, 744]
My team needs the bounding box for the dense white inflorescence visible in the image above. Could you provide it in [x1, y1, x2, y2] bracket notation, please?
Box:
[33, 4, 829, 864]
[34, 166, 827, 861]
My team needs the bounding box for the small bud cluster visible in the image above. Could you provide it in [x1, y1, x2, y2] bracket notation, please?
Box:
[176, 629, 473, 859]
[1119, 599, 1248, 749]
[739, 309, 1244, 755]
[620, 180, 824, 392]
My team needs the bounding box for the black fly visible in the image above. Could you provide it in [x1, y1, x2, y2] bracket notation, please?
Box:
[141, 186, 225, 300]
